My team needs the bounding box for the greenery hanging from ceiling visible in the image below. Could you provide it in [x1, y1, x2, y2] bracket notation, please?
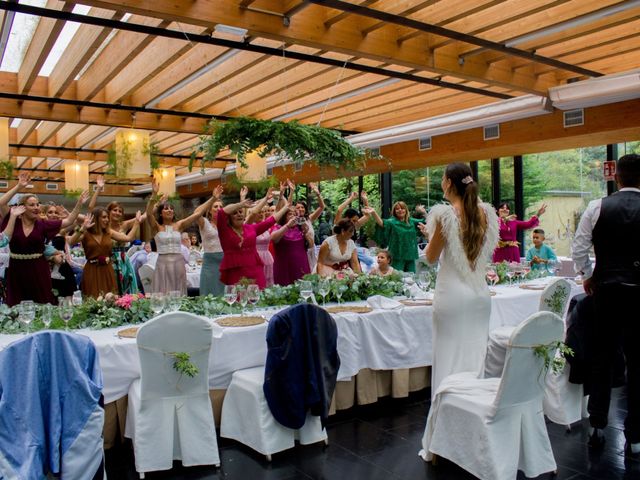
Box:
[189, 117, 368, 174]
[106, 139, 160, 177]
[0, 159, 14, 180]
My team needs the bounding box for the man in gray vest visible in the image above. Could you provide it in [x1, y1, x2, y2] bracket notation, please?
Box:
[573, 153, 640, 454]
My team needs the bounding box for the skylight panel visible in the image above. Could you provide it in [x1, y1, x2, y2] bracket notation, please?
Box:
[38, 4, 91, 76]
[0, 0, 47, 73]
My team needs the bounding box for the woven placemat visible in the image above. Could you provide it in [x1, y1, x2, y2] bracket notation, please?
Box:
[117, 327, 139, 338]
[325, 306, 373, 314]
[400, 299, 433, 306]
[216, 316, 265, 327]
[519, 284, 546, 290]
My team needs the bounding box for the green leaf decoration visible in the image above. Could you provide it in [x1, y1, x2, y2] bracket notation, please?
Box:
[170, 352, 199, 378]
[190, 117, 373, 174]
[0, 159, 14, 180]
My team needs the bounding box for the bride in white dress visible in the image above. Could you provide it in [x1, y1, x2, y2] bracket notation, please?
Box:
[419, 163, 499, 399]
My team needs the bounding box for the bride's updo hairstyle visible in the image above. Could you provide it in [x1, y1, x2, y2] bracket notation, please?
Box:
[444, 162, 486, 267]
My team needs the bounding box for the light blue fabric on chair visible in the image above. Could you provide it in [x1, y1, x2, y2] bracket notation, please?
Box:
[0, 331, 103, 480]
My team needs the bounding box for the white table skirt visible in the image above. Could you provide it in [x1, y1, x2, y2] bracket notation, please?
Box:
[0, 279, 585, 404]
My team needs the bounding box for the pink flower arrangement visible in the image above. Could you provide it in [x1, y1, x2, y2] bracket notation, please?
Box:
[115, 293, 145, 310]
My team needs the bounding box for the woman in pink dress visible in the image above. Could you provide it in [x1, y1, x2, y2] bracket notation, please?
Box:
[492, 202, 547, 263]
[245, 189, 276, 287]
[272, 208, 314, 286]
[217, 196, 289, 289]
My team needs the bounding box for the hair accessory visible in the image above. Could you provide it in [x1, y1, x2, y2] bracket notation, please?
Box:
[461, 176, 474, 185]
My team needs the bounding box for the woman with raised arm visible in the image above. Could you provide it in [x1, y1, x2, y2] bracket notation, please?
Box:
[146, 180, 218, 294]
[334, 191, 371, 230]
[68, 207, 142, 298]
[245, 187, 276, 286]
[367, 201, 427, 273]
[493, 201, 547, 263]
[271, 206, 315, 286]
[0, 173, 30, 219]
[293, 182, 325, 272]
[2, 190, 89, 305]
[316, 219, 361, 277]
[197, 185, 225, 296]
[217, 194, 289, 289]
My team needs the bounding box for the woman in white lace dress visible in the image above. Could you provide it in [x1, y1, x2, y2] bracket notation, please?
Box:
[418, 163, 499, 398]
[316, 219, 361, 277]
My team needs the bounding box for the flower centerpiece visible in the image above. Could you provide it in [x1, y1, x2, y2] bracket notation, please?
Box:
[189, 117, 369, 175]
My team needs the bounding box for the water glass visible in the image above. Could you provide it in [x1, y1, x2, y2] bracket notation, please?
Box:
[166, 291, 181, 312]
[299, 281, 313, 303]
[236, 286, 248, 316]
[150, 293, 165, 316]
[72, 290, 83, 307]
[58, 297, 73, 331]
[335, 284, 348, 304]
[19, 300, 35, 334]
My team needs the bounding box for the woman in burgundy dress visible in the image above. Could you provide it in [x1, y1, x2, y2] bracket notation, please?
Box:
[272, 208, 315, 286]
[492, 202, 547, 263]
[217, 196, 290, 289]
[3, 191, 88, 306]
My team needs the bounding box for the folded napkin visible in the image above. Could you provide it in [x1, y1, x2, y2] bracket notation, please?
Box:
[408, 285, 433, 300]
[367, 295, 403, 310]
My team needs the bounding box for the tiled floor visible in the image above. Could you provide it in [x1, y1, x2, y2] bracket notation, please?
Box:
[106, 387, 640, 479]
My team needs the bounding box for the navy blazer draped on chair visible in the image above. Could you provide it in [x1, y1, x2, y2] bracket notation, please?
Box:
[263, 304, 340, 429]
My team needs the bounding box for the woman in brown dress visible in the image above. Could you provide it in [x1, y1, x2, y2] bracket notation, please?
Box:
[71, 207, 142, 298]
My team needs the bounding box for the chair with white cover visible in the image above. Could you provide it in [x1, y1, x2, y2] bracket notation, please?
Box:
[220, 303, 339, 461]
[125, 312, 220, 477]
[420, 311, 564, 480]
[0, 331, 104, 480]
[485, 277, 571, 378]
[138, 263, 154, 293]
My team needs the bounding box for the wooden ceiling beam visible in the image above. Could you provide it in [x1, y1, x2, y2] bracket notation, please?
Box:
[17, 119, 39, 144]
[35, 121, 63, 144]
[48, 7, 125, 98]
[77, 15, 171, 101]
[55, 123, 89, 147]
[70, 0, 554, 94]
[361, 0, 441, 36]
[17, 0, 72, 94]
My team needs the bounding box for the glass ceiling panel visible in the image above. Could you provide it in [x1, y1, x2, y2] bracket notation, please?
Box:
[0, 0, 47, 73]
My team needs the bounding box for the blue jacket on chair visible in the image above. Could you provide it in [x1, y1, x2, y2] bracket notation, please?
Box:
[263, 303, 340, 429]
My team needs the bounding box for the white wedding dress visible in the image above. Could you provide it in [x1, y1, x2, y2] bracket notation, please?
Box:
[426, 203, 499, 398]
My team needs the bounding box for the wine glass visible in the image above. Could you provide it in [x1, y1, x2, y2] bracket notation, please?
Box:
[335, 284, 348, 305]
[299, 281, 313, 304]
[402, 273, 416, 299]
[224, 285, 237, 314]
[150, 292, 165, 316]
[236, 286, 248, 317]
[521, 261, 531, 280]
[58, 297, 73, 331]
[41, 304, 52, 329]
[19, 300, 35, 334]
[188, 252, 197, 271]
[246, 284, 260, 312]
[317, 279, 330, 306]
[505, 264, 516, 286]
[417, 271, 432, 294]
[486, 264, 499, 287]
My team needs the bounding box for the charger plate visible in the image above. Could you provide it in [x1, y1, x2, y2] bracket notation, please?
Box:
[216, 316, 265, 327]
[117, 327, 139, 338]
[325, 306, 373, 314]
[400, 299, 433, 306]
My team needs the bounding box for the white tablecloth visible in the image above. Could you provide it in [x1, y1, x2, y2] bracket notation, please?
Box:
[0, 279, 585, 404]
[186, 267, 201, 288]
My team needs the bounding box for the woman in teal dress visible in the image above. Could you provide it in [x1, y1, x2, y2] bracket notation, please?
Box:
[107, 201, 141, 295]
[367, 201, 426, 272]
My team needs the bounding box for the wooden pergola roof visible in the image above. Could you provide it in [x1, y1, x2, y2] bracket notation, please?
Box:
[1, 0, 639, 194]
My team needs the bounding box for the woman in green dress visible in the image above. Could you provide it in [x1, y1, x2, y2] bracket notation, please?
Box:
[367, 201, 426, 272]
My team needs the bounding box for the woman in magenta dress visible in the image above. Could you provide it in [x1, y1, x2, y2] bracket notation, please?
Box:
[217, 196, 289, 289]
[3, 191, 88, 306]
[492, 202, 547, 263]
[272, 208, 315, 286]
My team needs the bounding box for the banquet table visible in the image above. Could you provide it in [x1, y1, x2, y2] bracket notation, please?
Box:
[0, 277, 583, 445]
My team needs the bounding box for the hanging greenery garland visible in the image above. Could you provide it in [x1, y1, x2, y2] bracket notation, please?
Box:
[106, 139, 160, 177]
[189, 117, 368, 174]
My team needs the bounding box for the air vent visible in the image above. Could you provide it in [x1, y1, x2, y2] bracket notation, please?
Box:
[0, 181, 8, 189]
[267, 167, 273, 176]
[563, 109, 584, 127]
[45, 183, 59, 191]
[418, 137, 432, 151]
[483, 124, 500, 140]
[294, 160, 303, 172]
[368, 147, 381, 157]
